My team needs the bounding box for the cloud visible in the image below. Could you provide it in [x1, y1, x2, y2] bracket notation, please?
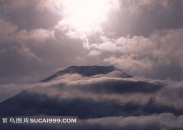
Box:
[0, 17, 85, 84]
[98, 28, 183, 81]
[0, 19, 51, 84]
[1, 73, 183, 129]
[17, 29, 54, 43]
[0, 0, 61, 30]
[28, 74, 183, 110]
[0, 0, 182, 84]
[103, 0, 183, 37]
[76, 78, 162, 94]
[0, 41, 41, 84]
[1, 74, 183, 117]
[2, 113, 183, 130]
[0, 18, 54, 43]
[0, 19, 17, 42]
[0, 1, 183, 129]
[1, 100, 183, 130]
[0, 83, 34, 102]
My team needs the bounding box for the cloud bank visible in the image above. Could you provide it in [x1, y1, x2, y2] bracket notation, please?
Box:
[1, 73, 183, 129]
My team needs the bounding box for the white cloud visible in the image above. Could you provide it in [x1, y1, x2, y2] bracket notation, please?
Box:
[88, 50, 101, 56]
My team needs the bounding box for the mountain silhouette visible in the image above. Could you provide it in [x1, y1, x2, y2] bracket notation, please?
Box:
[41, 65, 132, 82]
[1, 66, 177, 120]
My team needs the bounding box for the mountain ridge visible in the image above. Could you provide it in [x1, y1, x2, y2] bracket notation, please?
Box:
[41, 65, 132, 82]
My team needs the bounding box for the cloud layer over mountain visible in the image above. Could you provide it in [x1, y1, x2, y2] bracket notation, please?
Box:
[0, 0, 183, 129]
[1, 70, 183, 129]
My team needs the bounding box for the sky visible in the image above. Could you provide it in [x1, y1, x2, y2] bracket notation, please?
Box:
[0, 0, 183, 129]
[0, 0, 183, 85]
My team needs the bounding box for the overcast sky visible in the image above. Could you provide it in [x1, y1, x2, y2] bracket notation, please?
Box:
[0, 1, 183, 129]
[0, 0, 183, 84]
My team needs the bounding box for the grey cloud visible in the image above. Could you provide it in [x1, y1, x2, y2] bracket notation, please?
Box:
[0, 1, 183, 129]
[0, 18, 53, 43]
[26, 74, 183, 106]
[102, 0, 183, 37]
[100, 28, 183, 81]
[0, 0, 61, 30]
[1, 0, 182, 84]
[1, 87, 183, 118]
[0, 36, 85, 84]
[1, 75, 183, 117]
[0, 18, 17, 42]
[0, 17, 88, 84]
[1, 74, 183, 129]
[0, 19, 47, 84]
[2, 113, 183, 130]
[0, 41, 42, 84]
[0, 83, 34, 102]
[77, 79, 162, 94]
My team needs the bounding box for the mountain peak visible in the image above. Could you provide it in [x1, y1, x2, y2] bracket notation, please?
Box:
[41, 65, 132, 82]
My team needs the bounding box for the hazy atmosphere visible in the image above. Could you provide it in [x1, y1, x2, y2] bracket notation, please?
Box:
[0, 0, 182, 84]
[0, 0, 183, 129]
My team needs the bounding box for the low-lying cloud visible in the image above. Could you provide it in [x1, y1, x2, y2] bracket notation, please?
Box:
[1, 73, 183, 129]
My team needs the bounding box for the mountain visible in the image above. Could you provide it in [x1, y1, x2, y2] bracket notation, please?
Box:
[41, 65, 132, 82]
[1, 65, 183, 130]
[0, 65, 136, 118]
[0, 65, 166, 117]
